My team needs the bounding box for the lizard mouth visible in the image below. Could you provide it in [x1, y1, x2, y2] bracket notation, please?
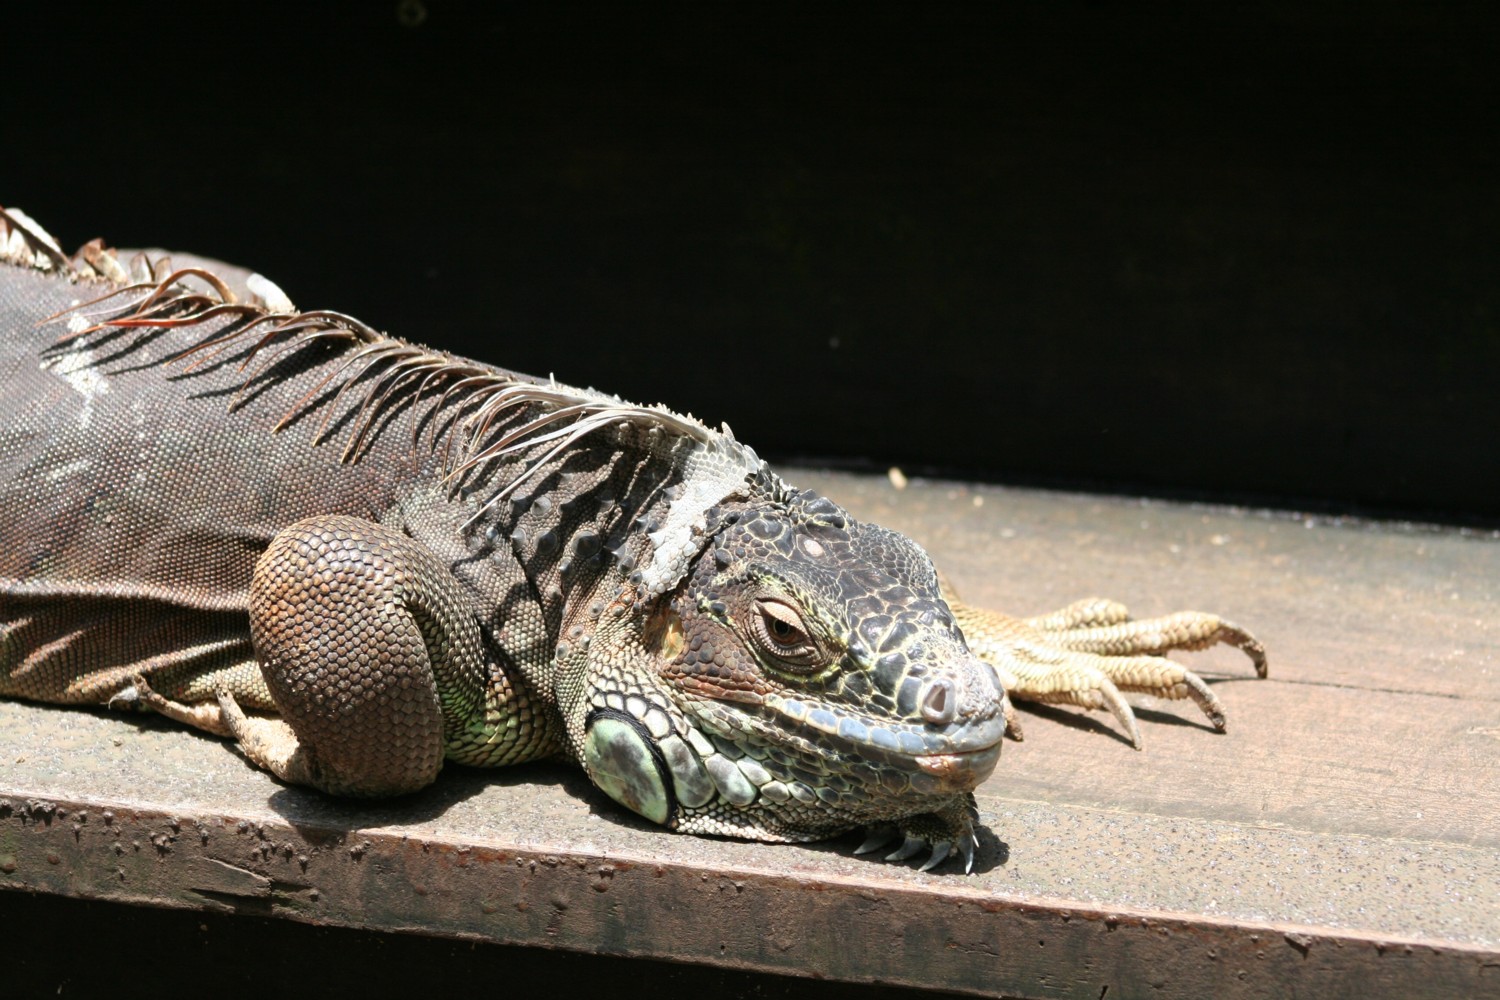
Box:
[753, 695, 1006, 795]
[912, 742, 1002, 794]
[683, 694, 1007, 799]
[759, 693, 1008, 754]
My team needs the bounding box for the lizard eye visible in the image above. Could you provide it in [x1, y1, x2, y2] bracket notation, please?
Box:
[751, 598, 823, 671]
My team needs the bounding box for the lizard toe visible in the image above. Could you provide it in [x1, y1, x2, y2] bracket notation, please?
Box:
[853, 825, 900, 855]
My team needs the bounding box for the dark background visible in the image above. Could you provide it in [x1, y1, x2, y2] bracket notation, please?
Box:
[6, 2, 1497, 523]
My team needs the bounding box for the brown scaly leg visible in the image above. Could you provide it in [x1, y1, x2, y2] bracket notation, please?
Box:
[226, 513, 491, 798]
[939, 578, 1267, 749]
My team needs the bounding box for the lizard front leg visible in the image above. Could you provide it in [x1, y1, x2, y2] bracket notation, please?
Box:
[224, 514, 491, 797]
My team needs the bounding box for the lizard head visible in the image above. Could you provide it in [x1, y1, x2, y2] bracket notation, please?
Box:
[580, 486, 1006, 850]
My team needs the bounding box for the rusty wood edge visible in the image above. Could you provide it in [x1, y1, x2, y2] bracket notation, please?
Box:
[1, 789, 1492, 999]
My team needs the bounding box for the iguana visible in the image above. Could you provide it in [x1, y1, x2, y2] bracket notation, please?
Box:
[0, 207, 1266, 872]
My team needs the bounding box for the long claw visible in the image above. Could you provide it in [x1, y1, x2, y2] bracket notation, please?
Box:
[918, 841, 952, 872]
[1219, 618, 1268, 678]
[854, 828, 898, 855]
[960, 836, 976, 874]
[885, 836, 926, 862]
[1096, 676, 1143, 749]
[1181, 669, 1227, 730]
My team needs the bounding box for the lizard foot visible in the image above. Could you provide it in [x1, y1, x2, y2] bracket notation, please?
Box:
[942, 582, 1267, 749]
[111, 673, 232, 736]
[215, 689, 322, 788]
[854, 794, 981, 873]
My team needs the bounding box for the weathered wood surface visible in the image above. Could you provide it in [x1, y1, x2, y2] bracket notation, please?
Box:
[2, 470, 1496, 999]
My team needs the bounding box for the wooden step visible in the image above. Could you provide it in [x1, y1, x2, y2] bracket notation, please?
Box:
[3, 469, 1495, 998]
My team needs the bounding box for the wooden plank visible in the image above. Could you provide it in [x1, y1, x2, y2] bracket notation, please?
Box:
[985, 681, 1500, 848]
[2, 470, 1497, 998]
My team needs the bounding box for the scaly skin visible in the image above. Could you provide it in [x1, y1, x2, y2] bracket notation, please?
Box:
[0, 206, 1266, 872]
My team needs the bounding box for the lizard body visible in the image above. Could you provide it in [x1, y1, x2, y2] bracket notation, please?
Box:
[0, 207, 1265, 870]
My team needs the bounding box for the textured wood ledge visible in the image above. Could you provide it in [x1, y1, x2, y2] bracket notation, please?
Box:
[2, 470, 1496, 999]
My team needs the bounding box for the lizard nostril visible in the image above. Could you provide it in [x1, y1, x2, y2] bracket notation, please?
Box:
[921, 679, 957, 727]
